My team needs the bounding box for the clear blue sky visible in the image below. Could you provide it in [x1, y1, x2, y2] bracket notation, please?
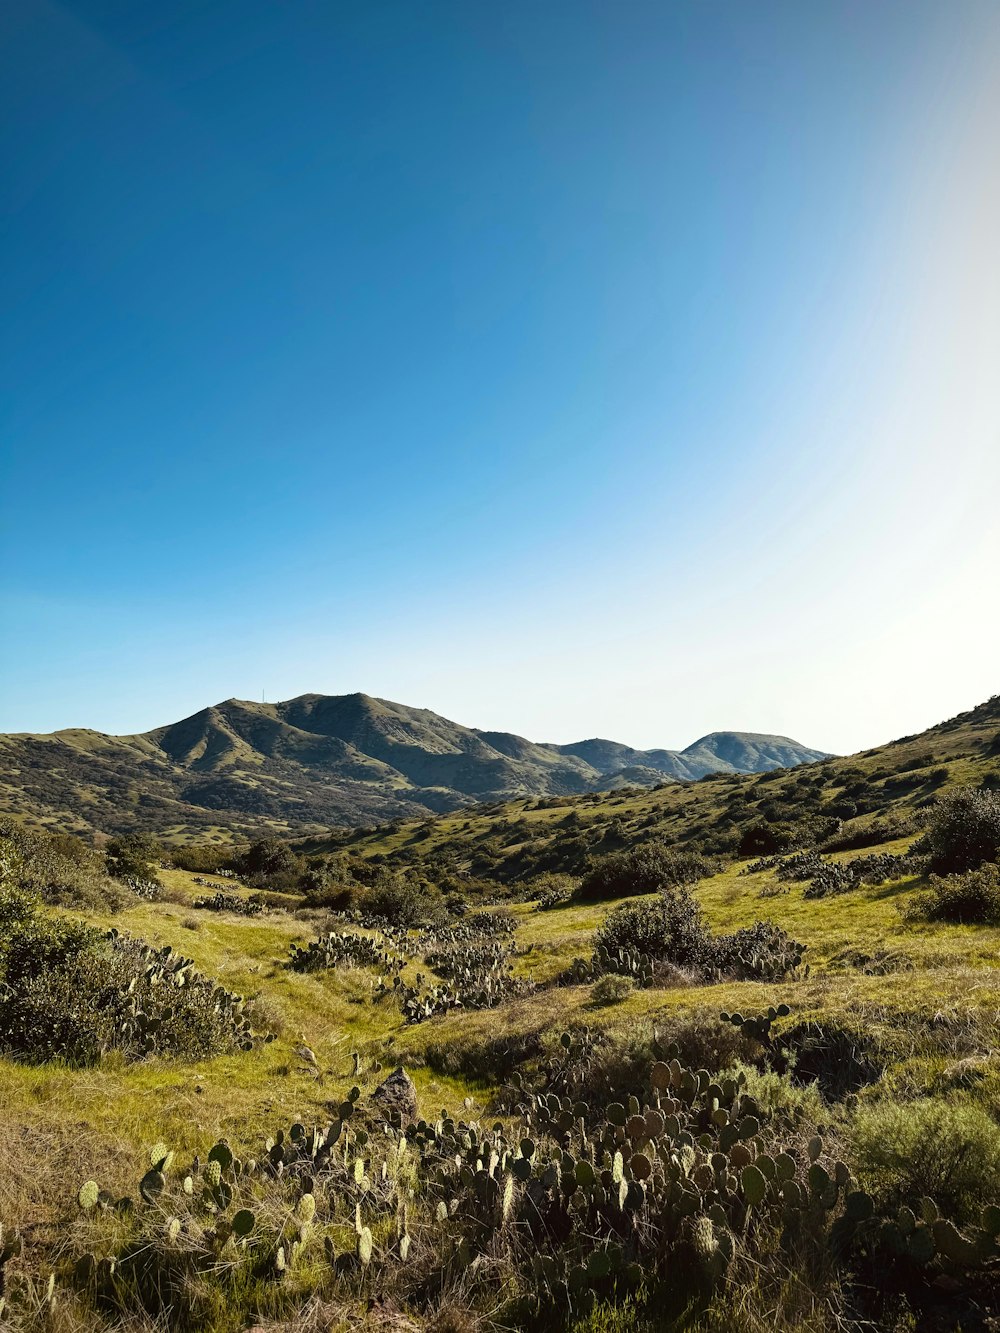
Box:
[3, 1, 999, 753]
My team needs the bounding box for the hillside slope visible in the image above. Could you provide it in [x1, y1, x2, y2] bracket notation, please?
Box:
[2, 694, 1000, 1333]
[0, 692, 828, 840]
[325, 694, 1000, 881]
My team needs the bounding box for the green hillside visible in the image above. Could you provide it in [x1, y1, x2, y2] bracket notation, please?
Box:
[1, 692, 999, 1331]
[0, 692, 828, 841]
[312, 694, 1000, 882]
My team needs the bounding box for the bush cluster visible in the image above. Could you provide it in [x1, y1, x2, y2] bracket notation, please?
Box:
[905, 863, 1000, 926]
[577, 843, 717, 902]
[736, 819, 799, 856]
[105, 833, 163, 894]
[0, 880, 265, 1067]
[0, 821, 127, 911]
[300, 852, 449, 925]
[594, 884, 805, 983]
[925, 787, 1000, 874]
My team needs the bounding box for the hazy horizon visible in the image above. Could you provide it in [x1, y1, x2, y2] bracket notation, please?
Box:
[3, 1, 999, 755]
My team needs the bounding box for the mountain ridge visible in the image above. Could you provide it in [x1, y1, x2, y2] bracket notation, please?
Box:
[0, 692, 830, 840]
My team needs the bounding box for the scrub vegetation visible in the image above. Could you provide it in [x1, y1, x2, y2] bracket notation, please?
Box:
[1, 694, 999, 1331]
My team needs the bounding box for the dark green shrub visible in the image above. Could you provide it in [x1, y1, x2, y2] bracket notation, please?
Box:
[0, 883, 264, 1067]
[0, 821, 126, 911]
[595, 883, 805, 985]
[233, 837, 303, 891]
[594, 886, 712, 968]
[299, 859, 360, 910]
[925, 787, 1000, 873]
[737, 820, 797, 856]
[166, 844, 234, 873]
[106, 832, 163, 889]
[578, 842, 716, 901]
[906, 864, 1000, 925]
[362, 876, 426, 925]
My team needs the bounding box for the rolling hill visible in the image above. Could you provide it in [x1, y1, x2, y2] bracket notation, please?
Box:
[325, 692, 1000, 882]
[0, 693, 828, 840]
[2, 690, 1000, 1333]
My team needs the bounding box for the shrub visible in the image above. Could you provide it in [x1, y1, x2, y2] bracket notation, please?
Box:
[0, 821, 127, 911]
[850, 1097, 1000, 1222]
[535, 883, 573, 910]
[578, 843, 716, 901]
[595, 886, 805, 984]
[737, 820, 798, 856]
[925, 786, 1000, 873]
[106, 832, 163, 889]
[300, 854, 449, 924]
[301, 874, 360, 912]
[594, 886, 712, 968]
[589, 973, 634, 1007]
[530, 872, 576, 909]
[0, 882, 264, 1066]
[905, 863, 1000, 925]
[361, 875, 428, 926]
[166, 844, 234, 873]
[233, 837, 303, 891]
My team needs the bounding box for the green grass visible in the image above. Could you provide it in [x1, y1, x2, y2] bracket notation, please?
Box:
[8, 838, 997, 1213]
[0, 891, 995, 1333]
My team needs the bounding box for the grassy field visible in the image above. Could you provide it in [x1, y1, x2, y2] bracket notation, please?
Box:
[5, 844, 999, 1223]
[2, 696, 1000, 1331]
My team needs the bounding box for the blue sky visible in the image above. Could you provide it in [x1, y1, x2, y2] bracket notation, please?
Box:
[2, 0, 999, 753]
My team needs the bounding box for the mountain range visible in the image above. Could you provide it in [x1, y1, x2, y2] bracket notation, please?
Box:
[0, 692, 829, 840]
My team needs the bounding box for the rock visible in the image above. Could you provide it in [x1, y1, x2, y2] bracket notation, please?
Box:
[370, 1066, 418, 1124]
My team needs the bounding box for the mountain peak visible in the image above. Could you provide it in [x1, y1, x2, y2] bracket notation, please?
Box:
[0, 691, 831, 839]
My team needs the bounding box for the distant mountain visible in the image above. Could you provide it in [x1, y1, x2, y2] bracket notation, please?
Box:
[546, 731, 830, 783]
[0, 693, 830, 840]
[335, 693, 1000, 883]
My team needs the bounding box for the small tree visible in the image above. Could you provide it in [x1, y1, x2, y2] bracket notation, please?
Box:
[106, 833, 162, 887]
[234, 838, 302, 891]
[737, 820, 797, 857]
